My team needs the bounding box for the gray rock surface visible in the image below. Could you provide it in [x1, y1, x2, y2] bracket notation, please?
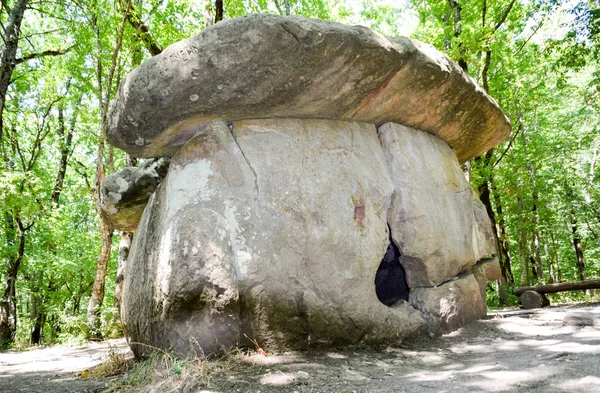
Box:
[409, 273, 486, 335]
[121, 119, 427, 357]
[520, 290, 550, 309]
[470, 257, 501, 311]
[100, 158, 170, 231]
[379, 122, 495, 287]
[107, 14, 510, 162]
[563, 311, 600, 327]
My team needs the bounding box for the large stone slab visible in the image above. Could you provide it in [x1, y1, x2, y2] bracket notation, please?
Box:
[107, 14, 510, 162]
[379, 122, 496, 288]
[121, 119, 426, 357]
[409, 273, 486, 335]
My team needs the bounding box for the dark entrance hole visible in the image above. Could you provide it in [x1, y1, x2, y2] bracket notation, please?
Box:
[375, 229, 409, 306]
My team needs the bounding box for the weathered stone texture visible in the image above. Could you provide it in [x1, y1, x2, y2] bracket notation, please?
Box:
[121, 119, 427, 357]
[409, 273, 487, 335]
[520, 290, 550, 309]
[100, 158, 170, 231]
[379, 122, 495, 288]
[113, 15, 512, 358]
[107, 14, 510, 162]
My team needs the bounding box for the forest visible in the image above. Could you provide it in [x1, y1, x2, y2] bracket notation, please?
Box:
[0, 0, 598, 347]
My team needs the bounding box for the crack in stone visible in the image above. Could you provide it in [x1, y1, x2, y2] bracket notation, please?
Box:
[228, 122, 260, 199]
[280, 23, 302, 45]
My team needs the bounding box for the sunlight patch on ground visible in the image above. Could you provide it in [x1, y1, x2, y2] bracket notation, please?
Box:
[0, 339, 129, 376]
[260, 371, 297, 386]
[465, 367, 557, 392]
[557, 375, 600, 390]
[538, 340, 600, 354]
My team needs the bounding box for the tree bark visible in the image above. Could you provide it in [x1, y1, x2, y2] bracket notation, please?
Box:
[550, 232, 563, 282]
[520, 124, 543, 281]
[0, 217, 31, 346]
[215, 0, 223, 23]
[0, 0, 30, 145]
[119, 0, 162, 56]
[87, 218, 113, 338]
[86, 5, 129, 336]
[0, 1, 30, 345]
[571, 212, 586, 281]
[30, 291, 45, 344]
[51, 96, 78, 208]
[491, 175, 514, 284]
[517, 196, 529, 285]
[447, 0, 468, 72]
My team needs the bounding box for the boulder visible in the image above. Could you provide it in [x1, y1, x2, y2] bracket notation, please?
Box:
[470, 257, 502, 311]
[409, 273, 486, 335]
[112, 15, 513, 357]
[379, 122, 495, 287]
[100, 158, 170, 231]
[121, 119, 427, 357]
[107, 14, 510, 162]
[519, 290, 550, 309]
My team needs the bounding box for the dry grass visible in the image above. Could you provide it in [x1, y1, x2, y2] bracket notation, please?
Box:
[117, 349, 217, 392]
[113, 345, 273, 392]
[89, 344, 134, 378]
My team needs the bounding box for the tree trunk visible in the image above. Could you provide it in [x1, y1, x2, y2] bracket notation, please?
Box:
[0, 0, 30, 143]
[447, 0, 468, 72]
[215, 0, 223, 23]
[517, 197, 529, 285]
[87, 219, 113, 338]
[30, 293, 45, 344]
[544, 242, 555, 284]
[520, 124, 543, 281]
[119, 0, 162, 56]
[0, 217, 30, 346]
[51, 97, 78, 208]
[86, 5, 129, 338]
[551, 232, 563, 282]
[570, 212, 586, 281]
[491, 175, 514, 284]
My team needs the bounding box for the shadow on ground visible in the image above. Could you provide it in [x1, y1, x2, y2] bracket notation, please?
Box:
[0, 339, 130, 393]
[195, 304, 600, 393]
[2, 305, 600, 393]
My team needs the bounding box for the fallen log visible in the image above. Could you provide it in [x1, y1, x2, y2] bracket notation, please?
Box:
[514, 280, 600, 296]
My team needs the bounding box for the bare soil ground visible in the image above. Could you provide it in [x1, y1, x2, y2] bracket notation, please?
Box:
[0, 338, 129, 393]
[2, 303, 600, 393]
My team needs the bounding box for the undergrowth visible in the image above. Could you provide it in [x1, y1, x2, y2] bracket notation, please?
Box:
[90, 344, 134, 378]
[111, 345, 263, 392]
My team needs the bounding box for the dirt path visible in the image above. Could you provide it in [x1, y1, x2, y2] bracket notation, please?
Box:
[2, 304, 600, 393]
[0, 338, 131, 393]
[198, 303, 600, 393]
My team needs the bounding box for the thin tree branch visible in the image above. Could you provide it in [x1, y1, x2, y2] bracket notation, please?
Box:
[119, 0, 162, 56]
[273, 0, 284, 15]
[493, 120, 523, 168]
[14, 45, 73, 64]
[19, 27, 68, 39]
[494, 0, 517, 31]
[514, 16, 546, 56]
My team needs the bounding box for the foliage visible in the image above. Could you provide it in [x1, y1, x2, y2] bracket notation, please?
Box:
[0, 0, 599, 347]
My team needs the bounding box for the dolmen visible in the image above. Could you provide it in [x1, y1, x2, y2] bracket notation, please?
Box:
[102, 14, 510, 357]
